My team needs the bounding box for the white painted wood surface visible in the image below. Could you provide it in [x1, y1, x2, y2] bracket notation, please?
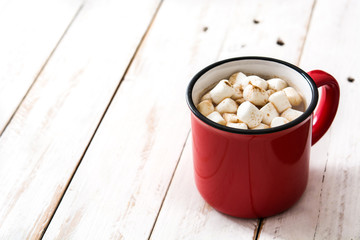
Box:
[43, 0, 315, 239]
[259, 0, 360, 239]
[216, 0, 315, 64]
[0, 0, 160, 238]
[43, 0, 260, 238]
[0, 0, 83, 134]
[0, 0, 358, 239]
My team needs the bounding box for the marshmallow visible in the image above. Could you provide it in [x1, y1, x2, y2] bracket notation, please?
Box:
[237, 101, 263, 128]
[215, 98, 238, 114]
[243, 84, 269, 107]
[281, 108, 303, 121]
[231, 87, 243, 100]
[260, 102, 279, 125]
[198, 72, 305, 131]
[270, 117, 289, 128]
[283, 87, 302, 106]
[267, 78, 288, 91]
[235, 97, 246, 105]
[226, 122, 248, 129]
[269, 91, 291, 113]
[200, 91, 211, 101]
[248, 75, 268, 90]
[229, 72, 247, 88]
[210, 80, 235, 104]
[267, 89, 276, 96]
[251, 123, 270, 129]
[240, 77, 250, 89]
[223, 113, 240, 123]
[197, 100, 214, 116]
[207, 111, 226, 125]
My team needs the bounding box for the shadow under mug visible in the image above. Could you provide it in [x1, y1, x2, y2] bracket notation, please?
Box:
[186, 57, 340, 218]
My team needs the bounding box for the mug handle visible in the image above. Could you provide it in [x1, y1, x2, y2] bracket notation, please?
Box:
[307, 70, 340, 145]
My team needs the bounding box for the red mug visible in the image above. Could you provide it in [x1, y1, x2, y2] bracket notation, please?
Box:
[186, 57, 340, 218]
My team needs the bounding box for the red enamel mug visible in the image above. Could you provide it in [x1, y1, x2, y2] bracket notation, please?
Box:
[186, 57, 340, 218]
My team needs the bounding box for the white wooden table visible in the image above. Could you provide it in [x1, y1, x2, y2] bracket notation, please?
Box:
[0, 0, 358, 239]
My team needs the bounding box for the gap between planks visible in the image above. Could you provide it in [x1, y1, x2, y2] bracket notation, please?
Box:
[40, 1, 164, 238]
[147, 130, 191, 240]
[254, 218, 263, 240]
[0, 3, 84, 137]
[312, 151, 329, 240]
[296, 0, 318, 66]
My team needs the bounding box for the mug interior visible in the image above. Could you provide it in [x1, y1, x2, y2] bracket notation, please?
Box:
[188, 57, 318, 134]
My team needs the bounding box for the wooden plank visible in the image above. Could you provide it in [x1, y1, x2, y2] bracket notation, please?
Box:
[43, 0, 314, 239]
[216, 0, 316, 65]
[0, 0, 161, 239]
[0, 0, 83, 134]
[259, 0, 360, 239]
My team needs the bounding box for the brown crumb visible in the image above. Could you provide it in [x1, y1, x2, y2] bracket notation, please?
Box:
[203, 26, 208, 32]
[347, 77, 355, 82]
[253, 19, 260, 24]
[276, 38, 285, 46]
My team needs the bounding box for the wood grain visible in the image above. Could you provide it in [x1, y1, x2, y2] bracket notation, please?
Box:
[259, 0, 360, 239]
[216, 0, 316, 65]
[0, 0, 83, 134]
[0, 0, 161, 238]
[43, 0, 315, 239]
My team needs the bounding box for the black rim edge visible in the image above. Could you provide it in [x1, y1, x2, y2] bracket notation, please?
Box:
[186, 56, 319, 135]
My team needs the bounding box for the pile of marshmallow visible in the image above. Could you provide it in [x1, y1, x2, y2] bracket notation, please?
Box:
[196, 72, 304, 130]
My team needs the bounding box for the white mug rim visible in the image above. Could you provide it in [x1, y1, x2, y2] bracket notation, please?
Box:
[186, 56, 319, 135]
